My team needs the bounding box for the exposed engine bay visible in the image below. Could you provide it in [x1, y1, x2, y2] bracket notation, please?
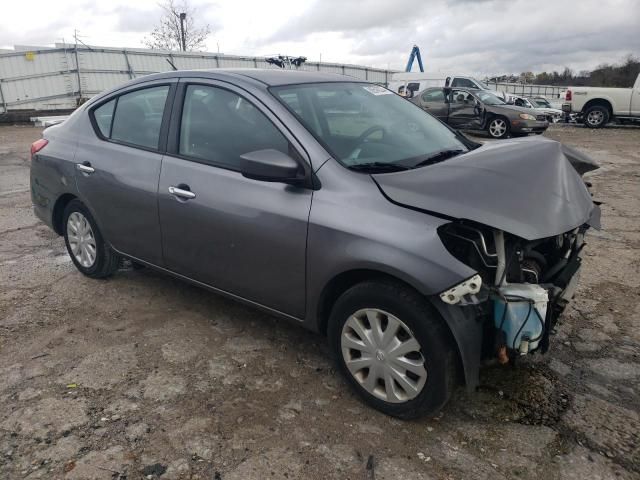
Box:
[370, 135, 601, 377]
[437, 220, 592, 361]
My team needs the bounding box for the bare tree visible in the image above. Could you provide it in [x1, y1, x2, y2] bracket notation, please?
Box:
[143, 0, 211, 51]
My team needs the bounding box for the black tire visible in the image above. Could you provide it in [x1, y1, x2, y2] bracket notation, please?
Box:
[62, 199, 119, 278]
[583, 105, 609, 128]
[328, 280, 457, 419]
[486, 116, 510, 139]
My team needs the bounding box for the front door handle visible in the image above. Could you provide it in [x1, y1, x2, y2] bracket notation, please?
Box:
[76, 162, 95, 174]
[168, 185, 196, 200]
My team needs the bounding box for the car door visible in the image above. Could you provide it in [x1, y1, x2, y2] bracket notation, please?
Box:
[417, 89, 449, 121]
[75, 81, 175, 265]
[158, 80, 313, 318]
[447, 89, 483, 129]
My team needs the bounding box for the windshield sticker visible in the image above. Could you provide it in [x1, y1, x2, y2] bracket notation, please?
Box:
[362, 85, 393, 96]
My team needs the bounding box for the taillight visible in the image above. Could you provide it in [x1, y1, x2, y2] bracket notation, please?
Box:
[30, 139, 48, 157]
[565, 89, 572, 101]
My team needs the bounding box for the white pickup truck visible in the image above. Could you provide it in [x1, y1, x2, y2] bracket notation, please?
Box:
[562, 73, 640, 128]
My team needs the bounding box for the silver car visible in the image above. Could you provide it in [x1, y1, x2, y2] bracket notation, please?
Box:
[30, 70, 600, 418]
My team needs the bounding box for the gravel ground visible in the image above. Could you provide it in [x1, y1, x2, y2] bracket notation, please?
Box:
[0, 123, 639, 479]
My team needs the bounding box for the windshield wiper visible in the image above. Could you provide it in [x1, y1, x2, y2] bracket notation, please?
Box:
[348, 162, 410, 173]
[411, 149, 466, 169]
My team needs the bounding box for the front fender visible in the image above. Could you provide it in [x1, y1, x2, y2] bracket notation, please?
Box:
[431, 299, 482, 390]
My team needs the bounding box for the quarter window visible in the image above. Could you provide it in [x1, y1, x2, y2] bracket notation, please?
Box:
[93, 99, 115, 137]
[108, 86, 169, 149]
[179, 85, 289, 168]
[451, 78, 475, 88]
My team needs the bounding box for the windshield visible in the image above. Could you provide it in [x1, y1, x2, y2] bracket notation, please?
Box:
[531, 98, 552, 108]
[476, 91, 506, 105]
[474, 78, 491, 90]
[271, 82, 468, 169]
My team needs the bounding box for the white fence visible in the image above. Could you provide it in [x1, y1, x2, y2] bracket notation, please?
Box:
[486, 81, 566, 100]
[0, 45, 395, 113]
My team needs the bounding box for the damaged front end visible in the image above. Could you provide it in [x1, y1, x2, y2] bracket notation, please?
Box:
[437, 218, 594, 362]
[372, 136, 601, 381]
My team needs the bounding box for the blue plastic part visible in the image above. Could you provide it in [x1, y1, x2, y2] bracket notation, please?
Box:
[405, 45, 424, 73]
[494, 285, 547, 351]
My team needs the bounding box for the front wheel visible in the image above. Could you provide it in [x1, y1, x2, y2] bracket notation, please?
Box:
[328, 281, 457, 419]
[63, 199, 120, 278]
[583, 105, 609, 128]
[487, 117, 510, 139]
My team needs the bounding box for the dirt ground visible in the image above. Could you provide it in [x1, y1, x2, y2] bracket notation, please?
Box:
[0, 123, 639, 480]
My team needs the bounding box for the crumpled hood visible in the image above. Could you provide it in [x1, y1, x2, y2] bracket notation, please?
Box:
[373, 137, 599, 240]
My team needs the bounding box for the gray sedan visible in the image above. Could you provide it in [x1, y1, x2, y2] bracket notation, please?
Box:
[30, 70, 598, 418]
[412, 87, 549, 138]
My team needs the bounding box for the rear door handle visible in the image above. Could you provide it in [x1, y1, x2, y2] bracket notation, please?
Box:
[168, 185, 196, 200]
[76, 162, 95, 174]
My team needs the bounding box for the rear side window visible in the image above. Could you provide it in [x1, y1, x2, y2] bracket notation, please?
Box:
[111, 86, 169, 149]
[94, 99, 115, 137]
[179, 85, 289, 169]
[92, 86, 170, 150]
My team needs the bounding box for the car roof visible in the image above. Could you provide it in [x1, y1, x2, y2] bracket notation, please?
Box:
[137, 68, 361, 87]
[220, 69, 355, 86]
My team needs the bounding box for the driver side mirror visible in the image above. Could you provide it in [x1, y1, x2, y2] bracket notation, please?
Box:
[240, 149, 302, 184]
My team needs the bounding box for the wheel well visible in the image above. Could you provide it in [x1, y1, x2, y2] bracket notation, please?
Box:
[317, 270, 408, 335]
[316, 269, 465, 384]
[52, 193, 77, 235]
[583, 99, 613, 116]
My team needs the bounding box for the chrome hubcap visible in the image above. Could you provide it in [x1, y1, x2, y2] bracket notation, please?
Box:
[489, 119, 507, 137]
[587, 110, 604, 126]
[341, 308, 427, 403]
[67, 212, 97, 268]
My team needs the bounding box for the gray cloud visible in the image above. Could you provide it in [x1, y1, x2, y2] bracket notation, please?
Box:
[113, 6, 159, 32]
[268, 0, 640, 74]
[1, 0, 638, 76]
[268, 0, 419, 41]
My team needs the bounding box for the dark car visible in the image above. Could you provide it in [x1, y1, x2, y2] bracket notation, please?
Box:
[412, 87, 549, 139]
[30, 70, 599, 418]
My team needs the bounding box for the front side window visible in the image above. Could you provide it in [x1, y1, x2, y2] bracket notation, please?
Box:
[272, 83, 468, 169]
[179, 85, 289, 168]
[450, 90, 474, 104]
[98, 85, 169, 150]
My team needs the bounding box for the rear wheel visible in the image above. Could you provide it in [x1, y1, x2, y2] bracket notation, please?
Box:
[63, 199, 119, 278]
[328, 280, 457, 419]
[487, 117, 509, 139]
[583, 105, 609, 128]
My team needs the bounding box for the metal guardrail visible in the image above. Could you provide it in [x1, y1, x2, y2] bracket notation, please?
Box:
[0, 46, 395, 113]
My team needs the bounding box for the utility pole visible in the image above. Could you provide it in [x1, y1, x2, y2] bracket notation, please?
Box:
[73, 29, 83, 104]
[179, 12, 186, 51]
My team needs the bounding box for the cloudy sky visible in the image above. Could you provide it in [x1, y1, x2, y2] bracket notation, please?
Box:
[1, 0, 638, 75]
